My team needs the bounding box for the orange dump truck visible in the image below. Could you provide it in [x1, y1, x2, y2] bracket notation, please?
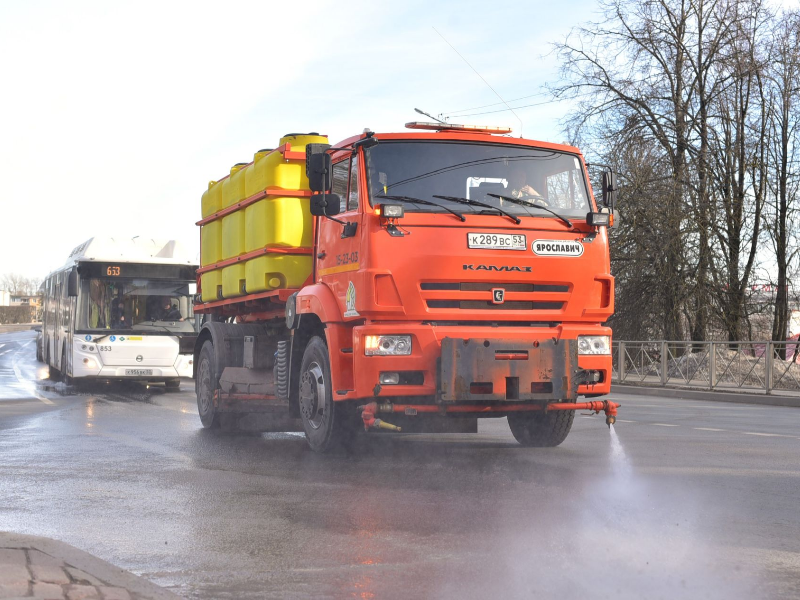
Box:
[193, 124, 618, 452]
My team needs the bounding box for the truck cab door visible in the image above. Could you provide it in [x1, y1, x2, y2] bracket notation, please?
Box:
[315, 153, 363, 319]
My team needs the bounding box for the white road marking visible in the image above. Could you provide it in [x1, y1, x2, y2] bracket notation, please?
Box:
[617, 419, 636, 423]
[742, 432, 793, 438]
[694, 427, 726, 432]
[652, 423, 679, 427]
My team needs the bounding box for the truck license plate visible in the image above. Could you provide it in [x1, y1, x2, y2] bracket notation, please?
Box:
[125, 369, 153, 376]
[468, 233, 526, 250]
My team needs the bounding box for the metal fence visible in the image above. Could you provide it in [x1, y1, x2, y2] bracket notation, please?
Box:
[612, 340, 800, 394]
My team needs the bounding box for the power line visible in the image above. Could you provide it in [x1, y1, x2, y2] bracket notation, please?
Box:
[453, 98, 559, 118]
[433, 27, 523, 136]
[443, 91, 549, 116]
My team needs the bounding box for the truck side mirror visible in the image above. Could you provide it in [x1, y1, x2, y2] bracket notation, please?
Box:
[306, 144, 333, 192]
[67, 266, 79, 297]
[601, 171, 617, 209]
[353, 134, 379, 150]
[310, 194, 342, 217]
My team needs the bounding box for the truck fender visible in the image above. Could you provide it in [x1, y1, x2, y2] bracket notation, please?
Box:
[295, 283, 342, 324]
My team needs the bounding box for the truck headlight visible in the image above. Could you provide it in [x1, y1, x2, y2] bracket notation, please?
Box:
[578, 335, 611, 355]
[365, 335, 412, 356]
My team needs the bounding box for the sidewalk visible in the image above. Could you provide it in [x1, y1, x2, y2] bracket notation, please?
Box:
[611, 383, 800, 407]
[0, 533, 179, 600]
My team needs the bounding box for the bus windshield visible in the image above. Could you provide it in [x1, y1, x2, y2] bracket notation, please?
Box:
[78, 278, 196, 333]
[366, 140, 592, 218]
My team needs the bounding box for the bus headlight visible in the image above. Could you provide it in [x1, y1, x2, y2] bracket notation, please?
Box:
[578, 335, 611, 355]
[365, 335, 412, 356]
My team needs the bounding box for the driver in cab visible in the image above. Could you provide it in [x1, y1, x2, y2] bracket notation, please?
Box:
[507, 166, 548, 206]
[162, 299, 183, 322]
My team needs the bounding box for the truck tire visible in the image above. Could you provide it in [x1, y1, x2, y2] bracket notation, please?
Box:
[298, 336, 353, 452]
[36, 338, 43, 362]
[508, 407, 575, 447]
[196, 341, 221, 428]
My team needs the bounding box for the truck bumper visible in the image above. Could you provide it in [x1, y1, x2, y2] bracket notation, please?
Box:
[346, 323, 612, 402]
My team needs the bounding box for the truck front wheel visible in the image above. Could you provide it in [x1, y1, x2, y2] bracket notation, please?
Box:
[507, 408, 574, 447]
[196, 341, 221, 428]
[298, 336, 352, 452]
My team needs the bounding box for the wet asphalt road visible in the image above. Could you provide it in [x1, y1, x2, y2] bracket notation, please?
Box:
[1, 330, 799, 600]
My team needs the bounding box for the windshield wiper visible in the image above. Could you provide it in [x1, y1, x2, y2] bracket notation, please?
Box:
[375, 195, 465, 221]
[432, 195, 521, 225]
[487, 193, 573, 229]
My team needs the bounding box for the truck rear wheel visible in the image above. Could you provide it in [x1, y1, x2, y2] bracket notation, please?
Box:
[196, 341, 221, 428]
[298, 336, 352, 452]
[508, 407, 574, 447]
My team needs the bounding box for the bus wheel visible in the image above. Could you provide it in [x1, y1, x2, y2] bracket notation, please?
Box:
[36, 338, 43, 362]
[196, 341, 220, 428]
[298, 336, 352, 452]
[47, 348, 59, 381]
[508, 407, 575, 447]
[60, 349, 72, 386]
[165, 379, 181, 392]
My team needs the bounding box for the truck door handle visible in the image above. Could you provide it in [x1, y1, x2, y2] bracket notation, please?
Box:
[317, 252, 326, 259]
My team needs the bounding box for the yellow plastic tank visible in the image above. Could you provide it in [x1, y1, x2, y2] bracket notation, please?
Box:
[243, 134, 328, 293]
[221, 164, 249, 297]
[200, 181, 223, 301]
[245, 255, 313, 292]
[244, 195, 313, 250]
[245, 133, 328, 195]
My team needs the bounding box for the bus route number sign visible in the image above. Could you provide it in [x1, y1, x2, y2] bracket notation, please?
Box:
[106, 266, 121, 276]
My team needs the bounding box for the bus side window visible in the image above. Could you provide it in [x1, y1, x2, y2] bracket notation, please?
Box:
[331, 158, 350, 213]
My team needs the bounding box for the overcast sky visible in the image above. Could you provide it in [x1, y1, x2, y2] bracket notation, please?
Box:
[0, 0, 694, 279]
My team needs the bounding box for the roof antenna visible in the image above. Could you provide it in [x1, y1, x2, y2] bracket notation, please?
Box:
[432, 27, 522, 137]
[414, 108, 447, 125]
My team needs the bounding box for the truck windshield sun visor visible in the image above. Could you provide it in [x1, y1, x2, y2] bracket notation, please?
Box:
[366, 140, 593, 220]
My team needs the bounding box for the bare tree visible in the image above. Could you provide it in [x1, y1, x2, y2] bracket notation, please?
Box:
[766, 8, 800, 352]
[552, 0, 792, 342]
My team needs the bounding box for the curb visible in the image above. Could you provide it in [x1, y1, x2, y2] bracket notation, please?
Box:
[611, 384, 800, 408]
[0, 531, 181, 600]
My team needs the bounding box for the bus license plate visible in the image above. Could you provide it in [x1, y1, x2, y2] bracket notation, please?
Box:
[468, 233, 526, 250]
[125, 369, 153, 376]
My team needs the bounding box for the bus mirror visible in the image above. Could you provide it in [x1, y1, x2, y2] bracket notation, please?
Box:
[67, 267, 79, 297]
[602, 171, 617, 209]
[310, 193, 342, 217]
[306, 145, 333, 192]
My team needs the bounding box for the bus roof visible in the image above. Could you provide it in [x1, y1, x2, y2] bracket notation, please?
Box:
[49, 237, 196, 276]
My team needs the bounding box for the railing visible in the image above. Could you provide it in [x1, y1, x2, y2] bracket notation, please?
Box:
[612, 340, 800, 394]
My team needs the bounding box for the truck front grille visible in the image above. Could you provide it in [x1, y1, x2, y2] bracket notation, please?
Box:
[426, 300, 564, 310]
[421, 281, 570, 312]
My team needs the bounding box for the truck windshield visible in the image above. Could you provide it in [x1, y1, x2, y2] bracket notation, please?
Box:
[366, 140, 592, 218]
[77, 278, 196, 333]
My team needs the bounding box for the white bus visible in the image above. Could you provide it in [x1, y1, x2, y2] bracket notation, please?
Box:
[38, 237, 198, 389]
